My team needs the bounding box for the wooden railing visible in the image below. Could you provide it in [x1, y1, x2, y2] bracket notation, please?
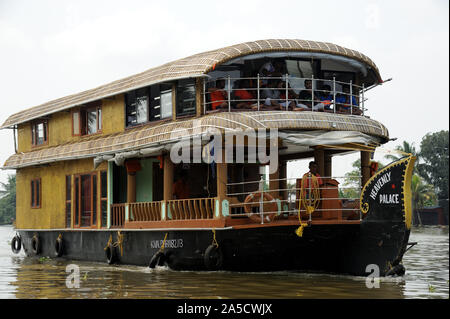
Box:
[111, 203, 126, 228]
[129, 201, 162, 222]
[167, 198, 216, 220]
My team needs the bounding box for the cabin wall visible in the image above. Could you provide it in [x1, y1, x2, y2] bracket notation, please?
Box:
[16, 94, 125, 153]
[15, 159, 107, 229]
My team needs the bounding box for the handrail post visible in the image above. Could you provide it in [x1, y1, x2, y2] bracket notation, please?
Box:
[350, 80, 353, 115]
[227, 75, 231, 112]
[311, 75, 314, 112]
[259, 176, 264, 224]
[362, 83, 365, 116]
[285, 74, 289, 111]
[203, 79, 206, 114]
[257, 74, 260, 111]
[333, 77, 336, 113]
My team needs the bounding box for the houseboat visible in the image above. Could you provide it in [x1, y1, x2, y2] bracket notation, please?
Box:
[4, 39, 415, 276]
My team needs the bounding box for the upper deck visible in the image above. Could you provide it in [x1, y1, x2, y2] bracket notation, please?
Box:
[1, 39, 387, 169]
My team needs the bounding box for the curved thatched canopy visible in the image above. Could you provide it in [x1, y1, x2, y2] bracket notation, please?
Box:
[3, 111, 388, 169]
[1, 39, 381, 129]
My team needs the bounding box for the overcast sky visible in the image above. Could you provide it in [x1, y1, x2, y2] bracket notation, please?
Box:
[0, 0, 448, 184]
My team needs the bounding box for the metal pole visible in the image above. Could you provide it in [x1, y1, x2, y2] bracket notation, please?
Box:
[285, 74, 288, 111]
[350, 80, 353, 115]
[257, 74, 260, 111]
[333, 77, 336, 113]
[311, 75, 314, 112]
[362, 83, 365, 116]
[227, 75, 231, 112]
[259, 176, 264, 224]
[203, 79, 206, 114]
[308, 173, 312, 222]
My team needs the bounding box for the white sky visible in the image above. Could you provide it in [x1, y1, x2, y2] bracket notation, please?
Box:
[0, 0, 448, 184]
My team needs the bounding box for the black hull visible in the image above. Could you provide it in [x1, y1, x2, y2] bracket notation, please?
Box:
[18, 219, 409, 276]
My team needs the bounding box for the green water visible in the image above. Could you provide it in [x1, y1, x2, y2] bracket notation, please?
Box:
[0, 225, 448, 299]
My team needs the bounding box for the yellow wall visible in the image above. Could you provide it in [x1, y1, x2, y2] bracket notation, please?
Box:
[16, 159, 108, 229]
[17, 94, 125, 153]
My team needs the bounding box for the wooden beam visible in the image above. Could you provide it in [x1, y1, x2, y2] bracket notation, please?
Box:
[361, 151, 371, 187]
[163, 155, 174, 201]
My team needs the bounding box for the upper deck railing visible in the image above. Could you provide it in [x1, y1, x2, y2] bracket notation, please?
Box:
[203, 75, 367, 116]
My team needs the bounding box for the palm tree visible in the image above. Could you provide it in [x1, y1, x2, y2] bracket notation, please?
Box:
[0, 174, 16, 224]
[384, 141, 418, 162]
[411, 174, 437, 226]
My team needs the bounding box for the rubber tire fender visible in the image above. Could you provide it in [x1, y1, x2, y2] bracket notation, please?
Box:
[31, 235, 41, 255]
[105, 245, 116, 265]
[204, 244, 223, 271]
[11, 235, 21, 254]
[55, 237, 64, 257]
[149, 251, 166, 269]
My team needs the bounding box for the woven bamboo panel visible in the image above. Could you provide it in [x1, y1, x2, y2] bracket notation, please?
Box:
[1, 39, 381, 129]
[3, 111, 388, 169]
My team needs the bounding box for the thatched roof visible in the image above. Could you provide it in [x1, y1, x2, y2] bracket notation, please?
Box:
[3, 111, 388, 169]
[0, 39, 381, 129]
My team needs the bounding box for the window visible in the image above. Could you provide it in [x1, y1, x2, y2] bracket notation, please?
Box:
[100, 171, 108, 227]
[72, 102, 102, 136]
[65, 175, 71, 228]
[126, 84, 173, 127]
[126, 87, 149, 126]
[31, 120, 48, 146]
[176, 79, 196, 117]
[160, 89, 173, 119]
[74, 173, 98, 227]
[31, 179, 41, 208]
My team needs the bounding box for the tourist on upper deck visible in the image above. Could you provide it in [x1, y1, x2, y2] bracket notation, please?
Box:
[259, 79, 283, 110]
[294, 79, 325, 111]
[173, 170, 190, 199]
[259, 59, 286, 85]
[208, 78, 228, 111]
[234, 79, 256, 109]
[278, 81, 297, 110]
[335, 85, 361, 114]
[319, 84, 334, 112]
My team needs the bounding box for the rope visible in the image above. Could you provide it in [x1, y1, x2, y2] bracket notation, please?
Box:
[104, 231, 124, 256]
[295, 173, 320, 237]
[212, 229, 219, 248]
[159, 233, 168, 253]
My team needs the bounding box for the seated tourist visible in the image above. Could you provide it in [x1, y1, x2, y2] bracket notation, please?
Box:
[319, 84, 334, 112]
[234, 79, 256, 109]
[259, 79, 283, 110]
[208, 78, 228, 111]
[278, 81, 298, 110]
[294, 79, 325, 111]
[335, 85, 361, 114]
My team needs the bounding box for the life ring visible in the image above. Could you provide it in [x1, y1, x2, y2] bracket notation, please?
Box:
[31, 235, 41, 255]
[54, 235, 64, 257]
[149, 251, 166, 268]
[11, 235, 21, 254]
[105, 245, 116, 264]
[244, 191, 278, 223]
[204, 244, 223, 270]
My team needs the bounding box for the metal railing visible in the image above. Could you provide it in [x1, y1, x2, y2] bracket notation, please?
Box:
[203, 75, 367, 115]
[226, 175, 363, 223]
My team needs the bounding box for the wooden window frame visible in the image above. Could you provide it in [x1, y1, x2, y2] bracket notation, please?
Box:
[31, 120, 48, 147]
[73, 172, 98, 229]
[65, 175, 72, 228]
[100, 170, 108, 228]
[72, 103, 102, 137]
[30, 178, 41, 209]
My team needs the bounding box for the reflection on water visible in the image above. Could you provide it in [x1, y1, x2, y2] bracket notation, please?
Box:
[0, 225, 448, 299]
